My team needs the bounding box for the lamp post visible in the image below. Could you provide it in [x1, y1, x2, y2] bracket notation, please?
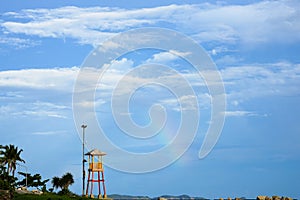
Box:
[81, 124, 87, 196]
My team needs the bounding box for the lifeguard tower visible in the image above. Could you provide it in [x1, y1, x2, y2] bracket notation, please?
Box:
[85, 149, 107, 199]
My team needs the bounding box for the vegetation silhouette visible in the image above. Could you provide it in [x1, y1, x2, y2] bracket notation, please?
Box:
[51, 172, 75, 195]
[0, 144, 25, 177]
[17, 171, 49, 192]
[1, 144, 76, 199]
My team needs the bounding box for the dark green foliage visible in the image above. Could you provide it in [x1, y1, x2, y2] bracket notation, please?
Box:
[51, 172, 74, 194]
[17, 171, 49, 191]
[52, 176, 61, 190]
[0, 165, 16, 190]
[60, 173, 74, 190]
[0, 144, 25, 177]
[58, 188, 73, 196]
[0, 144, 24, 196]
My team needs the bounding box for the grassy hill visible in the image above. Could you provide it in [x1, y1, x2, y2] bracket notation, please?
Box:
[14, 192, 94, 200]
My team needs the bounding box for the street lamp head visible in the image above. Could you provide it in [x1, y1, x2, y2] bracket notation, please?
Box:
[81, 124, 87, 128]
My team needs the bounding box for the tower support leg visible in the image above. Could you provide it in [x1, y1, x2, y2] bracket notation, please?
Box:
[101, 171, 107, 198]
[90, 171, 94, 198]
[97, 171, 102, 199]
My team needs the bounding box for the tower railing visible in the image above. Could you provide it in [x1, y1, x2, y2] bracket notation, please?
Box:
[89, 162, 103, 171]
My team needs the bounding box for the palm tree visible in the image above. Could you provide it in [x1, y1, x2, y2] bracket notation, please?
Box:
[51, 172, 74, 193]
[60, 172, 74, 190]
[52, 176, 61, 191]
[0, 144, 25, 177]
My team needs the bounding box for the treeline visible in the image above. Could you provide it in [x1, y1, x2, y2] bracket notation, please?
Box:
[0, 144, 75, 199]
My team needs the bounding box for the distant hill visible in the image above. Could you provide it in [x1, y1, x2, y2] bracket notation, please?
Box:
[159, 194, 207, 200]
[109, 194, 151, 200]
[108, 194, 208, 200]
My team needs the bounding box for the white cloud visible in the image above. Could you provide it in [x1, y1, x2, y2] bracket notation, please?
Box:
[169, 50, 192, 57]
[0, 101, 70, 119]
[75, 99, 106, 109]
[31, 130, 67, 135]
[0, 67, 79, 90]
[159, 94, 198, 112]
[91, 60, 300, 112]
[0, 67, 74, 118]
[0, 36, 40, 49]
[215, 55, 243, 65]
[146, 51, 178, 63]
[1, 61, 299, 119]
[209, 46, 235, 56]
[221, 62, 300, 100]
[145, 50, 191, 64]
[224, 110, 260, 117]
[0, 91, 24, 99]
[109, 57, 134, 70]
[191, 0, 300, 44]
[198, 93, 212, 109]
[1, 1, 299, 45]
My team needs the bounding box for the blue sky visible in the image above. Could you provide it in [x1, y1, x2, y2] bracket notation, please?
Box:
[1, 0, 300, 199]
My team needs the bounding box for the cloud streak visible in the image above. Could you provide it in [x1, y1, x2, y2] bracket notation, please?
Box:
[31, 130, 68, 135]
[0, 36, 40, 49]
[224, 110, 263, 117]
[0, 67, 79, 90]
[0, 101, 70, 119]
[1, 1, 300, 46]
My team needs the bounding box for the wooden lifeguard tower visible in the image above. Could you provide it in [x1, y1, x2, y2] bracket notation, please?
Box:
[85, 149, 107, 199]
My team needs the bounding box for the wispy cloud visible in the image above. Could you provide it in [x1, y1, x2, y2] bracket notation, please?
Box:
[31, 130, 67, 135]
[145, 51, 178, 64]
[145, 50, 191, 64]
[0, 101, 70, 119]
[221, 62, 300, 100]
[0, 67, 79, 90]
[1, 1, 299, 46]
[146, 52, 182, 64]
[0, 68, 78, 119]
[0, 91, 24, 99]
[224, 110, 262, 117]
[159, 94, 198, 112]
[0, 36, 40, 49]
